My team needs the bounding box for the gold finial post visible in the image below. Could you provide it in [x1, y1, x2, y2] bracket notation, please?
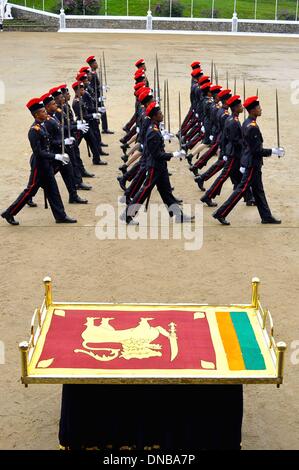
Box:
[43, 276, 52, 308]
[276, 341, 287, 387]
[19, 341, 29, 387]
[251, 277, 260, 309]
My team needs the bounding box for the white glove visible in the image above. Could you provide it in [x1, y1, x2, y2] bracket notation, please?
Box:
[55, 153, 70, 165]
[163, 132, 175, 141]
[240, 166, 246, 174]
[136, 126, 140, 134]
[271, 147, 285, 157]
[209, 135, 214, 141]
[92, 113, 101, 120]
[64, 137, 75, 145]
[77, 121, 89, 133]
[223, 155, 228, 161]
[173, 149, 186, 159]
[201, 125, 205, 133]
[99, 107, 106, 114]
[102, 85, 110, 92]
[98, 96, 106, 103]
[77, 119, 86, 125]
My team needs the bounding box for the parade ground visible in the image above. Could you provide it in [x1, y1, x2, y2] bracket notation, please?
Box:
[0, 32, 298, 449]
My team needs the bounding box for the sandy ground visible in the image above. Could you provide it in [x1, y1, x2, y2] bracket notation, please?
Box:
[0, 32, 298, 450]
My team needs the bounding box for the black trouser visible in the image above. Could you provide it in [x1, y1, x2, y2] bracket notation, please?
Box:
[124, 113, 136, 131]
[78, 128, 101, 163]
[56, 162, 77, 200]
[5, 165, 66, 221]
[66, 144, 83, 185]
[90, 119, 103, 145]
[201, 157, 225, 182]
[205, 157, 237, 200]
[123, 161, 140, 184]
[122, 125, 137, 143]
[101, 111, 108, 132]
[127, 166, 181, 218]
[193, 140, 219, 169]
[214, 166, 272, 220]
[125, 166, 146, 199]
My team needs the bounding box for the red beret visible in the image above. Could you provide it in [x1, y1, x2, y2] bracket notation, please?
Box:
[76, 72, 88, 81]
[218, 89, 231, 99]
[200, 82, 211, 91]
[199, 75, 210, 84]
[40, 93, 54, 105]
[72, 81, 83, 90]
[86, 55, 96, 64]
[49, 86, 62, 97]
[243, 96, 259, 110]
[26, 97, 44, 113]
[134, 82, 145, 91]
[191, 61, 201, 68]
[57, 84, 68, 93]
[191, 69, 202, 78]
[227, 95, 241, 107]
[79, 66, 90, 73]
[134, 69, 145, 78]
[139, 89, 152, 103]
[146, 101, 160, 117]
[210, 85, 222, 93]
[135, 58, 145, 67]
[135, 86, 146, 97]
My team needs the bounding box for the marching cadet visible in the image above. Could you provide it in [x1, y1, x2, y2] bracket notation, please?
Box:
[1, 98, 76, 225]
[42, 92, 88, 205]
[72, 81, 107, 166]
[49, 86, 93, 190]
[213, 96, 284, 225]
[117, 88, 154, 198]
[60, 84, 95, 179]
[85, 55, 114, 135]
[191, 88, 232, 183]
[134, 58, 150, 87]
[200, 94, 244, 207]
[123, 102, 191, 225]
[76, 72, 109, 152]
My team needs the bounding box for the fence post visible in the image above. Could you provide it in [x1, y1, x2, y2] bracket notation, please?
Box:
[60, 8, 66, 29]
[146, 9, 152, 30]
[232, 11, 238, 32]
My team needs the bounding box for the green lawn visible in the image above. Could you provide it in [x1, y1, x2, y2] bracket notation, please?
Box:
[11, 0, 299, 20]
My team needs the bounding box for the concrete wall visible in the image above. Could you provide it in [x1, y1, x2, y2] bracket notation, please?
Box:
[65, 17, 146, 30]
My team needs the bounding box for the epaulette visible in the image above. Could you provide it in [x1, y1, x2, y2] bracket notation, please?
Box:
[152, 127, 159, 131]
[56, 107, 62, 113]
[223, 110, 229, 115]
[248, 121, 257, 127]
[32, 124, 40, 131]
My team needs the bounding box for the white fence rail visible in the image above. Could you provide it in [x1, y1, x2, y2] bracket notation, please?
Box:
[11, 1, 299, 21]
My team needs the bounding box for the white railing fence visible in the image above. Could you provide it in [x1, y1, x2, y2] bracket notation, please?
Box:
[14, 1, 299, 21]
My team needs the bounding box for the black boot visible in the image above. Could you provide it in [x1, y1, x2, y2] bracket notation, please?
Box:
[1, 212, 19, 225]
[195, 175, 205, 191]
[201, 195, 217, 207]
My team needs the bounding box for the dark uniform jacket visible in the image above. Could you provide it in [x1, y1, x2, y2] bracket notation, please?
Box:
[144, 123, 172, 170]
[43, 114, 63, 153]
[222, 114, 243, 159]
[241, 117, 272, 168]
[29, 121, 55, 170]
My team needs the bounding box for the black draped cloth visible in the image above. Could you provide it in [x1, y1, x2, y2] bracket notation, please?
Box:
[59, 384, 243, 451]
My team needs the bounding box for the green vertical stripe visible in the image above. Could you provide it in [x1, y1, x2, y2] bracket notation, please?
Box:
[230, 312, 266, 370]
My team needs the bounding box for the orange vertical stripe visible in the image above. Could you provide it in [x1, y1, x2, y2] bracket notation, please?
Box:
[216, 312, 245, 370]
